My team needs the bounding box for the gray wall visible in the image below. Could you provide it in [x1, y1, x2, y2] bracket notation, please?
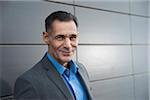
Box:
[0, 0, 149, 100]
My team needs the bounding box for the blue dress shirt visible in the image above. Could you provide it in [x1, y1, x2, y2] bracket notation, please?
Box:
[47, 53, 87, 100]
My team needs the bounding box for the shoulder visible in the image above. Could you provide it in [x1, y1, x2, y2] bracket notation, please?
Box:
[14, 64, 40, 99]
[14, 60, 47, 99]
[18, 61, 43, 80]
[14, 60, 43, 87]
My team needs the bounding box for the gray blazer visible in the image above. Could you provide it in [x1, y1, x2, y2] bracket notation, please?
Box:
[14, 54, 93, 100]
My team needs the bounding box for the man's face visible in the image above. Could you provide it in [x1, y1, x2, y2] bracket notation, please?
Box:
[44, 20, 78, 65]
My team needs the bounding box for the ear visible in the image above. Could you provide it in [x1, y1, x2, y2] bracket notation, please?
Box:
[43, 32, 49, 44]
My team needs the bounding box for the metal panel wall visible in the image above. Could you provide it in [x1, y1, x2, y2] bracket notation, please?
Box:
[0, 0, 149, 100]
[1, 1, 74, 44]
[75, 0, 130, 13]
[130, 0, 149, 17]
[76, 7, 131, 44]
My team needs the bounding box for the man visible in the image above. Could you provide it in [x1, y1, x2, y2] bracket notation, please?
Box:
[14, 11, 93, 100]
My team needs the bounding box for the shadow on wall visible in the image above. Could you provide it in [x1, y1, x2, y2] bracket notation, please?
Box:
[0, 78, 13, 99]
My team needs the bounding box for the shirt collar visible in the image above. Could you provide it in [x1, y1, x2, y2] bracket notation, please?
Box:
[69, 60, 78, 74]
[47, 53, 78, 75]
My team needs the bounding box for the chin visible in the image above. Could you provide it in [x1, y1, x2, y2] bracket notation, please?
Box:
[61, 57, 71, 62]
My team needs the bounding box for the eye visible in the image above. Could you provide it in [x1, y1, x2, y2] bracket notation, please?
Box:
[70, 35, 77, 41]
[55, 35, 65, 41]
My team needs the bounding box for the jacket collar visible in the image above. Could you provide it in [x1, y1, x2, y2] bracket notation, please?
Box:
[77, 63, 94, 100]
[41, 53, 75, 100]
[41, 53, 93, 100]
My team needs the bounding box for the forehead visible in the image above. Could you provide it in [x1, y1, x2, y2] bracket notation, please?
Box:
[51, 20, 77, 33]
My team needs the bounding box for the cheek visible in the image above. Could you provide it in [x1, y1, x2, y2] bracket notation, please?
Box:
[51, 40, 78, 53]
[72, 42, 78, 49]
[50, 41, 62, 53]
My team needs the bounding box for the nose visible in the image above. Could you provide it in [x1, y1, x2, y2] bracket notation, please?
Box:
[64, 38, 72, 49]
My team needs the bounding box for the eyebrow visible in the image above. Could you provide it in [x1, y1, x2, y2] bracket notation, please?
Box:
[70, 34, 77, 37]
[55, 33, 77, 36]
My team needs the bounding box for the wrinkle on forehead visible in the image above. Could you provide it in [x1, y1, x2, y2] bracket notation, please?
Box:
[52, 20, 77, 34]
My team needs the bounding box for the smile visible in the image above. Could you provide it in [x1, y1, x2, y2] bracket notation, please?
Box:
[59, 50, 72, 55]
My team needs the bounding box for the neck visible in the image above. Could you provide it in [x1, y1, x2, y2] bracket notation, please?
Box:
[47, 52, 69, 68]
[63, 62, 69, 68]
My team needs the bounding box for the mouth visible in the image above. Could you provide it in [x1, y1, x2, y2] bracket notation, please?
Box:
[60, 50, 72, 56]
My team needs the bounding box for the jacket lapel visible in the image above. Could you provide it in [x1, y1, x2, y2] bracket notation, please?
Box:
[77, 63, 93, 100]
[41, 54, 74, 100]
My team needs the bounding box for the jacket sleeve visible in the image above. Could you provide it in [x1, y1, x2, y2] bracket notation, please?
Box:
[14, 77, 40, 100]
